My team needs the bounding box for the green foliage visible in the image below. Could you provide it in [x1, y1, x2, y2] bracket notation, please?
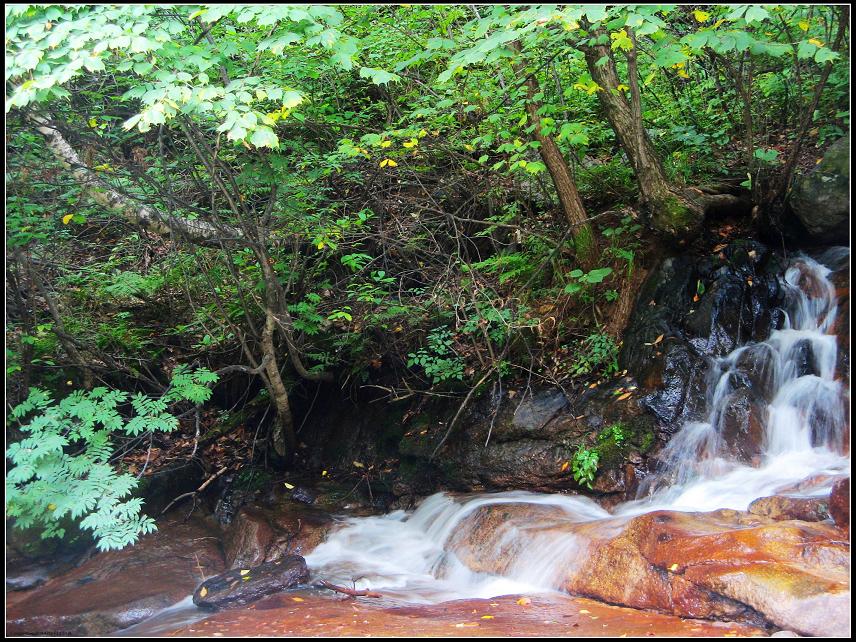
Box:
[571, 446, 599, 489]
[6, 367, 219, 551]
[407, 327, 465, 385]
[599, 423, 627, 447]
[563, 267, 613, 296]
[570, 332, 620, 378]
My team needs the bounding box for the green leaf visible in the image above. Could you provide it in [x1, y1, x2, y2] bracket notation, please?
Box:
[250, 125, 279, 149]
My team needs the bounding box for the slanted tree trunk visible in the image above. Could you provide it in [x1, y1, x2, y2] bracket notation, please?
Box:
[27, 113, 243, 245]
[582, 35, 705, 241]
[512, 44, 599, 269]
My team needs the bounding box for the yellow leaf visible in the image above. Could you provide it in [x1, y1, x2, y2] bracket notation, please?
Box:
[798, 20, 809, 31]
[291, 596, 304, 602]
[88, 117, 97, 128]
[284, 482, 295, 489]
[653, 334, 664, 345]
[321, 470, 328, 476]
[199, 587, 208, 597]
[66, 380, 73, 385]
[381, 140, 392, 148]
[808, 38, 825, 47]
[713, 18, 726, 29]
[47, 503, 57, 511]
[677, 69, 690, 79]
[481, 615, 494, 619]
[693, 9, 710, 22]
[670, 563, 679, 571]
[404, 138, 419, 149]
[616, 84, 629, 91]
[353, 461, 365, 468]
[516, 597, 531, 606]
[317, 241, 325, 250]
[561, 461, 569, 472]
[240, 569, 250, 576]
[617, 392, 632, 401]
[380, 159, 398, 168]
[579, 609, 591, 614]
[418, 129, 428, 137]
[62, 214, 74, 225]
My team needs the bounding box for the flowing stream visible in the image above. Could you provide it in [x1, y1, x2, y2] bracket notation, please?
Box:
[118, 249, 849, 633]
[305, 249, 850, 603]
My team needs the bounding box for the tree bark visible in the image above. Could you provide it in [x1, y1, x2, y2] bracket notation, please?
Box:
[261, 307, 296, 460]
[512, 45, 599, 269]
[28, 113, 243, 245]
[583, 36, 704, 241]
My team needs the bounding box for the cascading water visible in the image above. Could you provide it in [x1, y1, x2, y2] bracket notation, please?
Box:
[306, 249, 850, 603]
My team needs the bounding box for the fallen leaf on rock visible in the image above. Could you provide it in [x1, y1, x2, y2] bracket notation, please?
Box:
[669, 563, 679, 571]
[291, 597, 304, 602]
[617, 392, 632, 401]
[516, 597, 532, 606]
[240, 569, 250, 576]
[481, 615, 494, 620]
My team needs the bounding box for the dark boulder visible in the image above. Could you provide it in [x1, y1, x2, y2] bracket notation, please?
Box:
[788, 136, 849, 244]
[193, 555, 309, 610]
[718, 388, 767, 463]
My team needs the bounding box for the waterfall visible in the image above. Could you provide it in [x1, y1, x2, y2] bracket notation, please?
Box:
[305, 250, 850, 603]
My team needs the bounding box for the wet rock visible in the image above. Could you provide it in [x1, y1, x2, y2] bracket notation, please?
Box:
[450, 504, 850, 637]
[734, 344, 778, 401]
[829, 478, 849, 531]
[291, 486, 318, 505]
[5, 516, 225, 636]
[719, 388, 767, 463]
[223, 499, 333, 569]
[509, 389, 569, 435]
[789, 136, 849, 244]
[747, 495, 830, 522]
[162, 592, 766, 638]
[193, 555, 309, 610]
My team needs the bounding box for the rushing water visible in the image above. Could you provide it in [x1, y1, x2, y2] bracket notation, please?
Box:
[120, 249, 849, 633]
[305, 250, 850, 602]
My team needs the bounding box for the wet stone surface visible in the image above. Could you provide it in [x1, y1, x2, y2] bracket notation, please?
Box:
[162, 591, 767, 638]
[193, 555, 309, 610]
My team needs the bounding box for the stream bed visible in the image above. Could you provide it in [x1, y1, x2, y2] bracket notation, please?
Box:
[7, 251, 850, 637]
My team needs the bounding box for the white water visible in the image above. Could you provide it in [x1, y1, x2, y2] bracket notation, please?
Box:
[306, 250, 850, 602]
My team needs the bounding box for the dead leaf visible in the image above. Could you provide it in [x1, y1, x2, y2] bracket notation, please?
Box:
[579, 609, 591, 614]
[561, 461, 569, 472]
[291, 597, 304, 602]
[353, 461, 365, 468]
[199, 587, 208, 597]
[240, 569, 250, 576]
[653, 334, 664, 345]
[516, 597, 532, 606]
[617, 392, 632, 401]
[669, 563, 679, 571]
[481, 615, 494, 620]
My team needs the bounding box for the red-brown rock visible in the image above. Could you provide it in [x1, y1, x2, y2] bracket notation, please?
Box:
[223, 499, 333, 569]
[748, 494, 830, 522]
[447, 503, 850, 637]
[829, 477, 850, 532]
[5, 515, 225, 636]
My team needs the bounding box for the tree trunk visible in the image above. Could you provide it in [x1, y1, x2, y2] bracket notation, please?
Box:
[261, 308, 296, 460]
[512, 50, 599, 269]
[28, 113, 243, 245]
[583, 39, 704, 241]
